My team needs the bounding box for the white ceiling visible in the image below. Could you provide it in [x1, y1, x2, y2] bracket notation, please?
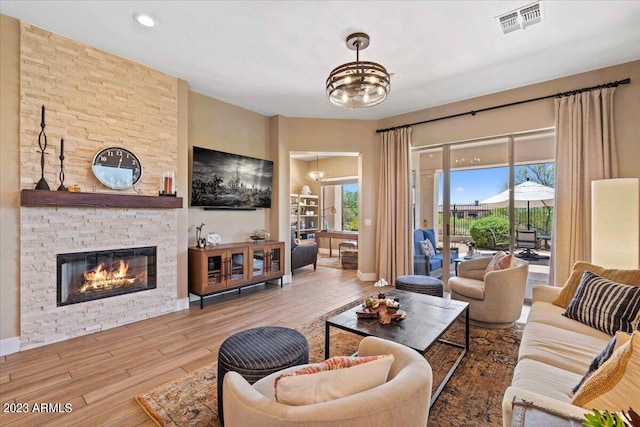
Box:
[2, 1, 639, 121]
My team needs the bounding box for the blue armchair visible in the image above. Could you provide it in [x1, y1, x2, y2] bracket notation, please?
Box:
[413, 229, 457, 278]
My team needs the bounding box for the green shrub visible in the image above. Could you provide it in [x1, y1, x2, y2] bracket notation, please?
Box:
[469, 216, 509, 250]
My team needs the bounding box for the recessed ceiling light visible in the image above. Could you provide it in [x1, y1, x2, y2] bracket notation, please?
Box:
[133, 13, 158, 28]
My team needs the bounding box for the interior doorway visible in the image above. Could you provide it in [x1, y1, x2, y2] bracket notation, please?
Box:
[290, 151, 360, 268]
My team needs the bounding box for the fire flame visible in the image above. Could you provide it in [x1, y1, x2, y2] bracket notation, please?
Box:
[80, 259, 135, 293]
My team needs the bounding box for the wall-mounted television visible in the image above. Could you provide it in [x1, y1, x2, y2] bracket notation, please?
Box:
[191, 146, 273, 209]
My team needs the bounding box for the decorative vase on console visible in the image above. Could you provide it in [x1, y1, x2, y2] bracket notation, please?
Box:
[195, 223, 206, 248]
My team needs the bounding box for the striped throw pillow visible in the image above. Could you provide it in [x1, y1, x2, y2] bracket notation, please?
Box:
[564, 271, 640, 336]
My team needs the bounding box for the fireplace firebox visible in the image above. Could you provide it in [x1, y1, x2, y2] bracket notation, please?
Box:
[57, 246, 156, 306]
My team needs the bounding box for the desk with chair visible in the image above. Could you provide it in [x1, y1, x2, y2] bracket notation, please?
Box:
[315, 230, 358, 257]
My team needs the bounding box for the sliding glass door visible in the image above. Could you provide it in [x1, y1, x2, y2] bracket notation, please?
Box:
[442, 138, 511, 285]
[414, 129, 555, 291]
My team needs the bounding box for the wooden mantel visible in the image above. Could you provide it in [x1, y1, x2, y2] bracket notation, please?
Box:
[20, 189, 183, 209]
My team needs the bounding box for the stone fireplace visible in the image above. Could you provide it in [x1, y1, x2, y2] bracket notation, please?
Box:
[20, 207, 179, 350]
[57, 246, 157, 306]
[18, 23, 181, 351]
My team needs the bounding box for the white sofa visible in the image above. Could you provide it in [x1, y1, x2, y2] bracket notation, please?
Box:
[502, 284, 615, 426]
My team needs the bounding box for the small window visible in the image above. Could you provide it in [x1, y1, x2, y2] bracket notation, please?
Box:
[322, 181, 359, 231]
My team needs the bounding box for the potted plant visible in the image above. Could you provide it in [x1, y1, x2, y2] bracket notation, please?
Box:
[582, 408, 639, 427]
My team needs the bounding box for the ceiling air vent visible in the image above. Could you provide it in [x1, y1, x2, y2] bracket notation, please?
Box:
[520, 3, 542, 28]
[499, 12, 520, 35]
[497, 2, 543, 34]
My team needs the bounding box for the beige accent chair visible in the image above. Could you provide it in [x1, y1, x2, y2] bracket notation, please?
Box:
[222, 336, 433, 427]
[448, 257, 529, 328]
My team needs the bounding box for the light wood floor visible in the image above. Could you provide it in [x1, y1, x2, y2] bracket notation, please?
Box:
[0, 265, 374, 426]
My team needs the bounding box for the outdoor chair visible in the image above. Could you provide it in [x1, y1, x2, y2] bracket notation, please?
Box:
[515, 229, 538, 259]
[489, 228, 510, 252]
[413, 228, 458, 278]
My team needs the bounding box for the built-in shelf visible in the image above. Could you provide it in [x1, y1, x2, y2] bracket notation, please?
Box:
[20, 189, 183, 209]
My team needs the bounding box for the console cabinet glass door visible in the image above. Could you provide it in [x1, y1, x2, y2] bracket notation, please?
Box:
[204, 248, 247, 290]
[226, 248, 247, 287]
[268, 243, 284, 277]
[249, 246, 267, 280]
[206, 251, 225, 292]
[248, 242, 284, 281]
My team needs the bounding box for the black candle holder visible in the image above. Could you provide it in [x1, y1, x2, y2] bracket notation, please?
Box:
[35, 105, 50, 190]
[57, 154, 66, 191]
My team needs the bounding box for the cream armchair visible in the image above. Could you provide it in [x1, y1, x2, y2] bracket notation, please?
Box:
[222, 336, 433, 427]
[448, 257, 529, 328]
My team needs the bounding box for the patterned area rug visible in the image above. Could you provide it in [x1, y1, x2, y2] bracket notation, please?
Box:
[136, 300, 523, 427]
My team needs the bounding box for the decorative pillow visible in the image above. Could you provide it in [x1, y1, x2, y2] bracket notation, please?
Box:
[553, 261, 640, 308]
[563, 271, 640, 335]
[274, 354, 394, 406]
[420, 239, 435, 257]
[572, 331, 632, 393]
[484, 251, 513, 278]
[573, 331, 640, 410]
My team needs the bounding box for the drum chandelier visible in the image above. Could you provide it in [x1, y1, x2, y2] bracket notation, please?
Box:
[326, 32, 390, 109]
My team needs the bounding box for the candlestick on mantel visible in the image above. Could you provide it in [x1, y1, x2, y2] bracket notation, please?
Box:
[57, 138, 66, 191]
[35, 104, 50, 190]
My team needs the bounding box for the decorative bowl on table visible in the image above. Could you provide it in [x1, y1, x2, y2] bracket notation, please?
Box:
[356, 307, 379, 319]
[249, 228, 270, 241]
[358, 295, 404, 323]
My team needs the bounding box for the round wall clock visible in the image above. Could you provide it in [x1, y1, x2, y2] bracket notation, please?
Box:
[91, 147, 143, 190]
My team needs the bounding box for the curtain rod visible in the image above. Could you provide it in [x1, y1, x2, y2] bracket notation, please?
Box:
[376, 78, 631, 134]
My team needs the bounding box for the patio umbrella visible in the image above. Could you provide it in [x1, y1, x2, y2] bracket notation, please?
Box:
[481, 179, 555, 229]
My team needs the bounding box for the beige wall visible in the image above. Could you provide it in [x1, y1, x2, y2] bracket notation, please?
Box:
[316, 156, 359, 180]
[177, 79, 190, 300]
[289, 158, 307, 194]
[187, 91, 273, 246]
[0, 15, 21, 342]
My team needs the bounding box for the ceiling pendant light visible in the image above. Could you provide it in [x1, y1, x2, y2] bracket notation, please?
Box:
[326, 32, 390, 109]
[306, 156, 327, 182]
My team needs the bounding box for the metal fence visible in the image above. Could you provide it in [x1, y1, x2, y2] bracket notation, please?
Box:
[438, 204, 553, 236]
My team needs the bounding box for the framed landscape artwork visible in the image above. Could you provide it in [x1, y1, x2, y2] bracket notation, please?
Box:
[191, 146, 273, 209]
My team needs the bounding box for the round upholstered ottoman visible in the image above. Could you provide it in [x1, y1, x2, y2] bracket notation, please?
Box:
[395, 275, 444, 297]
[217, 326, 309, 425]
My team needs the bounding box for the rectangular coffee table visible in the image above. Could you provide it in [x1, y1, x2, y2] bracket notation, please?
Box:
[325, 289, 469, 407]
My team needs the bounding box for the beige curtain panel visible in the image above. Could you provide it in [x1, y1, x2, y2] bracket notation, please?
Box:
[376, 127, 413, 283]
[553, 87, 618, 285]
